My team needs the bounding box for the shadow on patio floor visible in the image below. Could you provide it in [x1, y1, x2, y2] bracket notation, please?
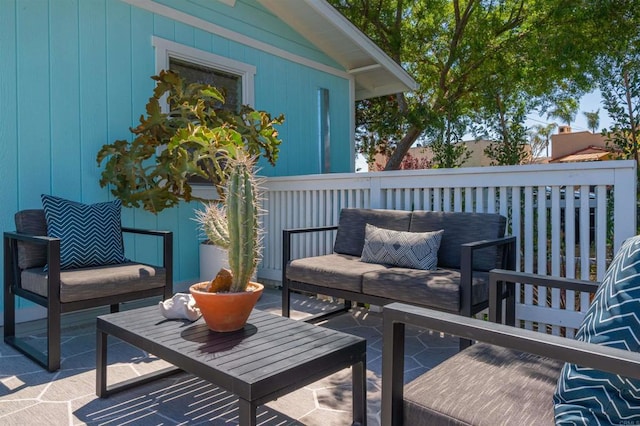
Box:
[0, 286, 459, 425]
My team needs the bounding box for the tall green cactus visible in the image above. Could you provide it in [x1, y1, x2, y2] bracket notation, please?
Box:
[195, 155, 261, 292]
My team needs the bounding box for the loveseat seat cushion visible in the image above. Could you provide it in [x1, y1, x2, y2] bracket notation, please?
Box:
[403, 343, 561, 425]
[362, 268, 489, 312]
[334, 209, 412, 257]
[287, 254, 388, 293]
[409, 211, 506, 271]
[21, 262, 166, 303]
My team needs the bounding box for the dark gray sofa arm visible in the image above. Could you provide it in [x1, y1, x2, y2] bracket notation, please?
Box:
[459, 235, 516, 317]
[282, 225, 340, 281]
[381, 302, 640, 425]
[122, 227, 173, 300]
[281, 226, 339, 317]
[488, 269, 600, 326]
[282, 225, 338, 270]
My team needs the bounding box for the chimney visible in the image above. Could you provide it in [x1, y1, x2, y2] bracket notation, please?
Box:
[558, 125, 572, 134]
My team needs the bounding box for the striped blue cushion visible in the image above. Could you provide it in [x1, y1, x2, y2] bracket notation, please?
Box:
[553, 235, 640, 424]
[41, 195, 127, 270]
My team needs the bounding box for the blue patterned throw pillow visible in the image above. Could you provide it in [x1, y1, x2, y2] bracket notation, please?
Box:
[41, 195, 127, 270]
[553, 235, 640, 424]
[361, 223, 443, 270]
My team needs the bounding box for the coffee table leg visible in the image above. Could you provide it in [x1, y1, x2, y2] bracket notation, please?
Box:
[352, 356, 367, 426]
[96, 329, 108, 397]
[238, 398, 257, 426]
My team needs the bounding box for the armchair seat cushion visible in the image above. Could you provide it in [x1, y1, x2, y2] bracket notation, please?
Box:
[362, 268, 489, 312]
[21, 262, 166, 303]
[287, 254, 388, 293]
[404, 342, 562, 426]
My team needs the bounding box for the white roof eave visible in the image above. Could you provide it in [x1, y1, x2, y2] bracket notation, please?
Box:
[257, 0, 417, 100]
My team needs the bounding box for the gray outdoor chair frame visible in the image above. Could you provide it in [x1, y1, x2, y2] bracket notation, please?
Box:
[4, 221, 173, 372]
[381, 269, 640, 425]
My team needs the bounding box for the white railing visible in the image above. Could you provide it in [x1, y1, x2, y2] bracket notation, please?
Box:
[260, 160, 637, 335]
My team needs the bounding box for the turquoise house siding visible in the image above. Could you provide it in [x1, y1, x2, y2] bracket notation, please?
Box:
[0, 0, 354, 319]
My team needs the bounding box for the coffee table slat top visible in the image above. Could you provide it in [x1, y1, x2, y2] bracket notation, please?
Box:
[97, 305, 366, 401]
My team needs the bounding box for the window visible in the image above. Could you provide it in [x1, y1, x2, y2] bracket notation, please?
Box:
[153, 37, 256, 109]
[169, 58, 241, 111]
[152, 37, 257, 187]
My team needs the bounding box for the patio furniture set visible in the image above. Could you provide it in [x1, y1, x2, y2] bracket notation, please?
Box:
[4, 201, 639, 424]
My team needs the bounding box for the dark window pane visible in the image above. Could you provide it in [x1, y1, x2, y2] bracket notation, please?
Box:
[169, 58, 242, 111]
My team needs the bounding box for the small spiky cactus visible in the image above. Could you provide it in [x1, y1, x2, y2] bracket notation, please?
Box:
[195, 155, 262, 292]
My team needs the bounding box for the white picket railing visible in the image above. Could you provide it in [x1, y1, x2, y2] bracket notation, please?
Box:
[260, 160, 637, 335]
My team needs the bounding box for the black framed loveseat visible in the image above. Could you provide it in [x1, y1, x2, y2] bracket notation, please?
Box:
[282, 208, 516, 328]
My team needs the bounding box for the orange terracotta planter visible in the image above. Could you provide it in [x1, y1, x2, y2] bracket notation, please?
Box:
[189, 282, 264, 332]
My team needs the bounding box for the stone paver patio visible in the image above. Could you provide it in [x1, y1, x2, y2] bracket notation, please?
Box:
[0, 285, 459, 425]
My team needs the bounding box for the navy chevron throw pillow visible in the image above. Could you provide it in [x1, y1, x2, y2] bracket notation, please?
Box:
[553, 235, 640, 424]
[41, 195, 127, 270]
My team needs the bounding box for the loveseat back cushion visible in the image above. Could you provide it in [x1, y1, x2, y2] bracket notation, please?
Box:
[333, 208, 412, 256]
[404, 343, 561, 425]
[553, 234, 640, 424]
[21, 262, 166, 303]
[409, 211, 506, 271]
[15, 209, 48, 270]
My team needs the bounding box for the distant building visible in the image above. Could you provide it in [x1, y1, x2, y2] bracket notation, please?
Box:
[371, 139, 533, 170]
[549, 126, 615, 162]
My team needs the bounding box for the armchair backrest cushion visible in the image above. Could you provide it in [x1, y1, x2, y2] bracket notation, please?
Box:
[15, 209, 48, 270]
[409, 211, 506, 271]
[553, 235, 640, 423]
[333, 209, 412, 257]
[41, 195, 128, 270]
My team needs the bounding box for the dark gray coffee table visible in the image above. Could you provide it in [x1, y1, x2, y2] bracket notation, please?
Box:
[96, 305, 367, 425]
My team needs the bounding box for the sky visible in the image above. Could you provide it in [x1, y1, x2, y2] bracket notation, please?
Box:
[526, 90, 612, 133]
[355, 90, 613, 172]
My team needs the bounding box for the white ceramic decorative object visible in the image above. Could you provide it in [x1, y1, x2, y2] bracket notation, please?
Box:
[159, 293, 201, 321]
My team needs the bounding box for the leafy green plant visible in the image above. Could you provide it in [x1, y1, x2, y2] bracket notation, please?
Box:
[194, 155, 261, 292]
[97, 70, 284, 214]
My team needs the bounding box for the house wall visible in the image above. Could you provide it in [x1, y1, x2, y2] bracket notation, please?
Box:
[551, 130, 607, 159]
[0, 0, 353, 319]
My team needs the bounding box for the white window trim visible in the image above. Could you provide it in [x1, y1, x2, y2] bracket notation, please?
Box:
[152, 36, 256, 109]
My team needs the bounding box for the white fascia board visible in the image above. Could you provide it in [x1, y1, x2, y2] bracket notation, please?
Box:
[303, 0, 418, 92]
[121, 0, 352, 82]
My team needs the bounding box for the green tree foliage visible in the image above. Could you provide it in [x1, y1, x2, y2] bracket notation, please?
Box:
[548, 98, 579, 127]
[599, 27, 640, 167]
[583, 110, 600, 133]
[328, 0, 636, 169]
[478, 99, 530, 165]
[529, 123, 557, 158]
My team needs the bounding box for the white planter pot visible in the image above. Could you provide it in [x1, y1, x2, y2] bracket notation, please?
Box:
[199, 243, 257, 282]
[199, 244, 230, 282]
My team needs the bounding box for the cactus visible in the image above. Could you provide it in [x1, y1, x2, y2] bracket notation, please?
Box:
[195, 155, 262, 292]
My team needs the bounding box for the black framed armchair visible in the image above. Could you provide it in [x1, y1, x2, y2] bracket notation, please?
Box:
[382, 266, 640, 425]
[3, 209, 173, 372]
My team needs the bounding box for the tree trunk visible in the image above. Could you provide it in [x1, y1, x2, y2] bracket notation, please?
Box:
[384, 126, 423, 170]
[623, 70, 639, 166]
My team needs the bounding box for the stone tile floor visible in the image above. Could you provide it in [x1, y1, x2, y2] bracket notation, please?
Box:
[0, 287, 459, 425]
